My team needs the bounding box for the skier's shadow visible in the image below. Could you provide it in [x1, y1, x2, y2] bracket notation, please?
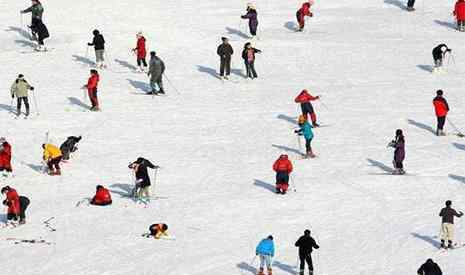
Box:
[272, 144, 304, 157]
[411, 232, 441, 248]
[197, 65, 222, 79]
[72, 54, 95, 66]
[68, 97, 90, 110]
[114, 59, 137, 71]
[237, 262, 256, 274]
[384, 0, 406, 10]
[416, 65, 433, 73]
[14, 39, 36, 48]
[434, 20, 457, 30]
[127, 79, 151, 93]
[277, 114, 298, 126]
[5, 26, 31, 40]
[25, 163, 45, 174]
[407, 119, 436, 135]
[0, 103, 14, 113]
[367, 158, 394, 173]
[109, 183, 133, 198]
[284, 21, 298, 31]
[449, 174, 465, 185]
[225, 27, 250, 39]
[253, 179, 276, 193]
[0, 214, 6, 223]
[273, 261, 297, 275]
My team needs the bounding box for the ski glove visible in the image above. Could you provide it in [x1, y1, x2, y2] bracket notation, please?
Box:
[87, 43, 92, 46]
[30, 86, 34, 91]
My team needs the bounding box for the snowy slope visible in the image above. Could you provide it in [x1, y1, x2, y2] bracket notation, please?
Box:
[1, 0, 465, 274]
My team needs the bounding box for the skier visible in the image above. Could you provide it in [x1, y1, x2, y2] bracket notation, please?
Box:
[432, 90, 449, 136]
[21, 0, 49, 51]
[296, 1, 314, 32]
[294, 89, 321, 127]
[128, 157, 159, 199]
[10, 74, 34, 117]
[0, 138, 12, 177]
[83, 69, 100, 111]
[295, 115, 315, 158]
[439, 200, 463, 249]
[241, 3, 259, 38]
[59, 136, 82, 161]
[272, 154, 293, 194]
[417, 259, 442, 275]
[432, 44, 451, 73]
[295, 229, 320, 275]
[1, 186, 19, 223]
[241, 42, 261, 79]
[132, 32, 147, 72]
[148, 223, 169, 239]
[147, 51, 165, 94]
[407, 0, 416, 11]
[90, 185, 112, 206]
[87, 29, 106, 68]
[42, 143, 63, 175]
[217, 37, 234, 80]
[387, 129, 405, 175]
[453, 0, 465, 31]
[255, 235, 275, 275]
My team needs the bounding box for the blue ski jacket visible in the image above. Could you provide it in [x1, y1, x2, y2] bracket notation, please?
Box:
[256, 238, 275, 257]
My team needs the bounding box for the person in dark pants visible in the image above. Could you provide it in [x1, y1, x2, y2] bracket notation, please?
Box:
[10, 74, 34, 117]
[148, 51, 166, 94]
[417, 259, 442, 275]
[217, 37, 234, 80]
[439, 200, 463, 249]
[241, 3, 258, 38]
[272, 154, 293, 194]
[295, 229, 319, 275]
[241, 42, 261, 79]
[407, 0, 416, 11]
[88, 29, 106, 68]
[432, 44, 451, 73]
[18, 196, 30, 224]
[60, 136, 82, 160]
[433, 90, 449, 136]
[388, 129, 405, 175]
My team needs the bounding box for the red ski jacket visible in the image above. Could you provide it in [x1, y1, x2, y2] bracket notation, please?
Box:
[0, 142, 12, 171]
[433, 96, 449, 117]
[295, 90, 319, 103]
[299, 2, 313, 17]
[87, 73, 99, 92]
[93, 187, 112, 205]
[5, 188, 20, 215]
[136, 36, 147, 59]
[454, 1, 465, 21]
[273, 155, 293, 173]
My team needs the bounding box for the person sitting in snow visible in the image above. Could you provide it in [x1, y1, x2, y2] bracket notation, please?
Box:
[90, 185, 112, 206]
[59, 136, 82, 161]
[148, 223, 169, 239]
[42, 143, 63, 175]
[432, 44, 451, 73]
[272, 154, 293, 194]
[0, 137, 12, 177]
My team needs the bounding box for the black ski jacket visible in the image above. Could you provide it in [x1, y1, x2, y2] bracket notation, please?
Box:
[432, 44, 449, 60]
[129, 158, 157, 188]
[295, 235, 319, 255]
[217, 43, 234, 59]
[439, 206, 463, 224]
[417, 260, 442, 275]
[89, 34, 105, 50]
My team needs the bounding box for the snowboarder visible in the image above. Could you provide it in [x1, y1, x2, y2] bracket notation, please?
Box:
[0, 138, 12, 177]
[407, 0, 416, 11]
[439, 200, 463, 249]
[296, 1, 314, 32]
[148, 223, 169, 239]
[294, 89, 321, 127]
[133, 32, 148, 72]
[241, 42, 261, 79]
[217, 37, 234, 80]
[433, 90, 449, 136]
[255, 235, 275, 275]
[417, 259, 442, 275]
[21, 0, 49, 51]
[388, 129, 405, 175]
[295, 115, 315, 158]
[87, 29, 106, 68]
[59, 136, 82, 161]
[148, 51, 165, 94]
[90, 185, 112, 206]
[83, 69, 100, 111]
[241, 3, 259, 38]
[128, 157, 159, 198]
[42, 143, 63, 175]
[10, 74, 34, 117]
[295, 229, 320, 275]
[453, 0, 465, 31]
[272, 154, 293, 194]
[432, 44, 451, 73]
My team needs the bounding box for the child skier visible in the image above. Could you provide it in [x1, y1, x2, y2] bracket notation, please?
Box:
[388, 129, 405, 175]
[83, 69, 100, 111]
[296, 1, 314, 32]
[90, 185, 112, 206]
[255, 235, 275, 275]
[128, 157, 159, 199]
[295, 229, 320, 275]
[132, 32, 147, 72]
[433, 90, 449, 136]
[1, 186, 29, 225]
[439, 200, 463, 249]
[10, 74, 34, 117]
[294, 89, 321, 127]
[453, 0, 465, 31]
[88, 29, 106, 68]
[432, 44, 451, 73]
[0, 138, 12, 177]
[59, 136, 82, 160]
[42, 143, 63, 175]
[148, 223, 169, 239]
[295, 115, 315, 158]
[217, 37, 234, 80]
[241, 3, 259, 38]
[417, 259, 442, 275]
[241, 42, 261, 79]
[148, 51, 165, 94]
[272, 154, 293, 194]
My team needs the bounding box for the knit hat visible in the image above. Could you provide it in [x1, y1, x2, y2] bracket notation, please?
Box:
[396, 129, 403, 136]
[267, 235, 273, 240]
[221, 37, 228, 42]
[436, 89, 443, 96]
[1, 186, 10, 194]
[446, 200, 452, 206]
[93, 29, 100, 36]
[18, 74, 24, 79]
[304, 229, 311, 235]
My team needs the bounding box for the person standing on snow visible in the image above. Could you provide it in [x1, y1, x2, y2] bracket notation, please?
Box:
[296, 1, 314, 32]
[295, 229, 319, 275]
[42, 143, 63, 175]
[241, 42, 261, 79]
[255, 235, 275, 275]
[88, 29, 106, 68]
[1, 186, 30, 225]
[10, 74, 34, 117]
[439, 200, 463, 249]
[453, 0, 465, 31]
[273, 154, 293, 194]
[132, 32, 148, 72]
[433, 90, 449, 136]
[432, 44, 451, 73]
[388, 129, 405, 175]
[148, 51, 165, 95]
[417, 259, 442, 275]
[217, 37, 234, 80]
[59, 136, 82, 161]
[295, 115, 315, 158]
[0, 138, 12, 177]
[128, 157, 159, 199]
[83, 69, 100, 111]
[241, 3, 259, 38]
[90, 185, 112, 206]
[407, 0, 416, 11]
[294, 89, 321, 127]
[21, 0, 49, 51]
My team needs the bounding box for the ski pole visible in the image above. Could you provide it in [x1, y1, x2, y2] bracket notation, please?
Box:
[447, 117, 465, 137]
[20, 13, 24, 29]
[319, 99, 330, 111]
[31, 90, 40, 115]
[163, 73, 180, 95]
[290, 174, 297, 192]
[85, 45, 89, 59]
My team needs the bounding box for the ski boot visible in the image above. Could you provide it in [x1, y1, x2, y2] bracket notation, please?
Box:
[312, 122, 320, 127]
[306, 149, 316, 159]
[257, 267, 265, 275]
[440, 239, 446, 249]
[19, 219, 26, 225]
[392, 168, 401, 175]
[406, 6, 415, 12]
[448, 240, 454, 249]
[275, 187, 282, 194]
[299, 269, 304, 275]
[267, 268, 272, 275]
